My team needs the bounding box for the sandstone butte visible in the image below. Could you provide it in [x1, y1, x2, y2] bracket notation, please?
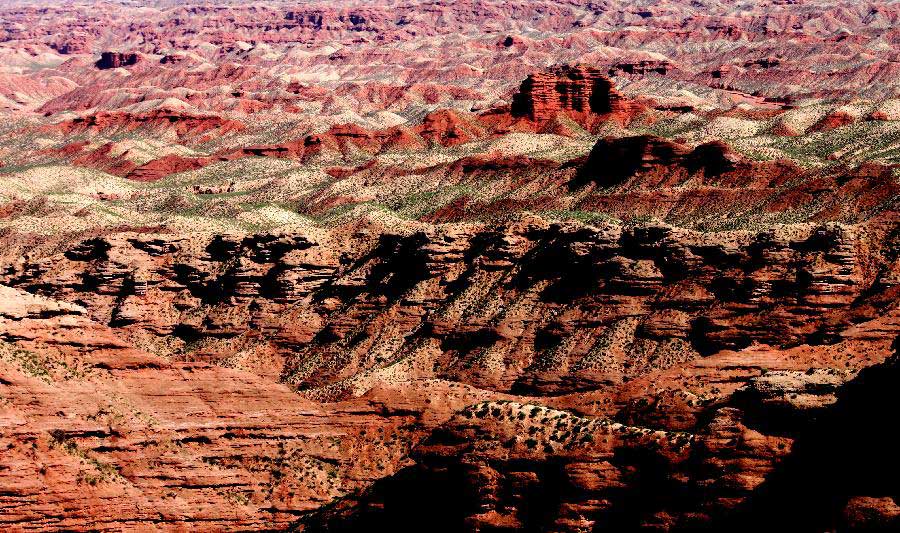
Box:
[1, 1, 899, 531]
[510, 65, 637, 126]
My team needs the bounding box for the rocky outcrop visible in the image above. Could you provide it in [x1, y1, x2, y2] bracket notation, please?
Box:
[299, 402, 698, 531]
[299, 335, 900, 531]
[574, 135, 692, 187]
[572, 135, 795, 189]
[0, 284, 494, 530]
[3, 218, 896, 398]
[3, 1, 900, 529]
[1, 216, 897, 530]
[95, 51, 141, 69]
[125, 154, 213, 182]
[610, 59, 674, 76]
[160, 54, 186, 64]
[713, 341, 900, 531]
[744, 57, 781, 69]
[511, 65, 635, 126]
[55, 110, 245, 142]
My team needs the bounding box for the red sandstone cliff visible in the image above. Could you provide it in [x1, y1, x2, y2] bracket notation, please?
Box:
[510, 65, 637, 127]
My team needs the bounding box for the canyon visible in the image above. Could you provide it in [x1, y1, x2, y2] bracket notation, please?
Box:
[1, 0, 899, 531]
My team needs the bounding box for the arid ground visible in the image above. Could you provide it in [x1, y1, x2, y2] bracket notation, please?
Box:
[0, 1, 899, 531]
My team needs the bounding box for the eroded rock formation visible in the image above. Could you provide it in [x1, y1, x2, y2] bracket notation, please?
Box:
[2, 0, 900, 529]
[299, 335, 900, 532]
[95, 52, 141, 70]
[3, 217, 896, 398]
[1, 214, 897, 530]
[0, 285, 493, 529]
[511, 65, 634, 125]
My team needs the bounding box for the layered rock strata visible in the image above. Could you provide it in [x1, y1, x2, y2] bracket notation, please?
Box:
[511, 65, 634, 124]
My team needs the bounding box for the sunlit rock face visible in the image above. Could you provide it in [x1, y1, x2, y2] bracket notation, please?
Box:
[1, 0, 899, 530]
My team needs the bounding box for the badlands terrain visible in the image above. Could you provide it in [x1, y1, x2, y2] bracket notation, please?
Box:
[0, 0, 899, 530]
